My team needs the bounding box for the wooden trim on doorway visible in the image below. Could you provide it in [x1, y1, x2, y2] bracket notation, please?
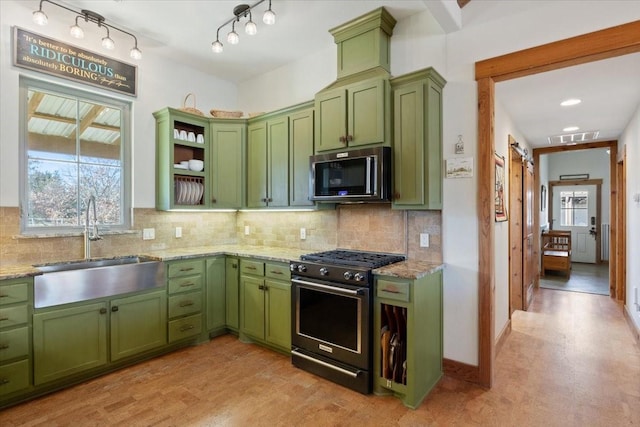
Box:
[475, 21, 639, 388]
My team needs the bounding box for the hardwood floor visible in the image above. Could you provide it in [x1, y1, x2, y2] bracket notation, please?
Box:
[2, 288, 639, 426]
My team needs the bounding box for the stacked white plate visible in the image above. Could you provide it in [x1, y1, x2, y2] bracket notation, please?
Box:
[174, 180, 204, 205]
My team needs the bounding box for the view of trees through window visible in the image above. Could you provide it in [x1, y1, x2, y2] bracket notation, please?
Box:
[560, 190, 588, 226]
[24, 85, 126, 230]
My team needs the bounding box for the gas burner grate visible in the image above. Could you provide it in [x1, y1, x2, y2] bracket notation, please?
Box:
[301, 250, 405, 268]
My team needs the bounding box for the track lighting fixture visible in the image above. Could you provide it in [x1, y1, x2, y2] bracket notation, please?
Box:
[211, 0, 275, 54]
[31, 0, 142, 60]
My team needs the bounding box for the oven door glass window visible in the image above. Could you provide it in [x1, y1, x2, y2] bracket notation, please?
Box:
[297, 286, 361, 353]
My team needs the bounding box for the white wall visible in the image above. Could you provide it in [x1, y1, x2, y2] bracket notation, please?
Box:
[620, 103, 640, 332]
[547, 149, 611, 225]
[539, 155, 550, 230]
[0, 0, 238, 209]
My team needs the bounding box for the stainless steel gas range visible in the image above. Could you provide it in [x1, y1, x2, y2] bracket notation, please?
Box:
[290, 249, 405, 394]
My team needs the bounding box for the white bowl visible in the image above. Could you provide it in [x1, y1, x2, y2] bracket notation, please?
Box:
[188, 159, 204, 172]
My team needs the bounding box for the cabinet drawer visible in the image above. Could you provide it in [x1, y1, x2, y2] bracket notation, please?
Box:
[240, 259, 264, 276]
[167, 259, 204, 278]
[168, 291, 202, 318]
[265, 263, 291, 281]
[0, 305, 28, 329]
[0, 282, 29, 306]
[168, 275, 203, 294]
[0, 359, 30, 396]
[168, 314, 202, 342]
[0, 326, 29, 362]
[376, 279, 410, 302]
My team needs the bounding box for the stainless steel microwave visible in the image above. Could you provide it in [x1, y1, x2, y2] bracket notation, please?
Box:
[310, 147, 391, 202]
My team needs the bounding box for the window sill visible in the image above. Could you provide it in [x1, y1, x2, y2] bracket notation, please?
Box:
[14, 230, 140, 240]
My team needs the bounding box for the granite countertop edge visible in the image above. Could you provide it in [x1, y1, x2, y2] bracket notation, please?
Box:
[0, 246, 444, 281]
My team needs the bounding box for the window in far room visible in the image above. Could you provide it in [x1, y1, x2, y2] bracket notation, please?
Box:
[560, 190, 588, 226]
[19, 77, 131, 234]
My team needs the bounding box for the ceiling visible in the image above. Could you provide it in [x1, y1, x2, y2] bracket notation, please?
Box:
[25, 0, 640, 150]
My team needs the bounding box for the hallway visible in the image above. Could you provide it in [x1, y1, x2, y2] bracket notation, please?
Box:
[539, 262, 610, 295]
[1, 288, 638, 426]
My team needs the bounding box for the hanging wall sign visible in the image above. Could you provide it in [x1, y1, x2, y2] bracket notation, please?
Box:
[13, 27, 137, 97]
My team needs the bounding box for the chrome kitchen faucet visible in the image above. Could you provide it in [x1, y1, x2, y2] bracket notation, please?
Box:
[84, 195, 102, 259]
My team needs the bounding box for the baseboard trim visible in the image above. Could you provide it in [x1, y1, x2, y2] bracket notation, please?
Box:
[495, 319, 511, 357]
[443, 358, 480, 384]
[624, 304, 640, 347]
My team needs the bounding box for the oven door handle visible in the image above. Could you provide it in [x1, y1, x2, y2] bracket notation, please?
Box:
[291, 349, 360, 378]
[291, 278, 365, 296]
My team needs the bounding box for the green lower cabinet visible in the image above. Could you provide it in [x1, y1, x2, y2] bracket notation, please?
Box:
[110, 291, 167, 362]
[166, 259, 205, 343]
[206, 257, 226, 334]
[0, 359, 30, 397]
[373, 270, 443, 409]
[225, 258, 240, 332]
[239, 259, 291, 352]
[33, 302, 108, 385]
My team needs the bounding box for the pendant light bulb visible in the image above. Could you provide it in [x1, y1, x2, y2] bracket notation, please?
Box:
[245, 20, 257, 35]
[227, 21, 239, 45]
[130, 45, 142, 60]
[211, 39, 224, 53]
[70, 18, 84, 39]
[263, 8, 275, 25]
[102, 35, 115, 50]
[32, 9, 48, 25]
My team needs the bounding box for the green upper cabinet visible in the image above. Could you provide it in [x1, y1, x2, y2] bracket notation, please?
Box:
[390, 68, 446, 210]
[289, 108, 315, 206]
[315, 78, 390, 153]
[210, 121, 245, 209]
[153, 108, 209, 211]
[247, 116, 289, 208]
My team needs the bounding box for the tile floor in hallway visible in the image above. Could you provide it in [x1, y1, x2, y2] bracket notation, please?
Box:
[1, 288, 639, 426]
[540, 262, 610, 295]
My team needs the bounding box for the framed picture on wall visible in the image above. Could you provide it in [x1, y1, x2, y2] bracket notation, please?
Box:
[495, 153, 508, 222]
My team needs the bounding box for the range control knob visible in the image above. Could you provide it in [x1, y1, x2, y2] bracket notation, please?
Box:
[290, 264, 297, 272]
[319, 267, 329, 276]
[343, 271, 354, 280]
[354, 272, 366, 282]
[297, 264, 307, 273]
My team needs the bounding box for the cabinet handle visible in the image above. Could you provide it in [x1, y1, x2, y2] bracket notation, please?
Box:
[0, 378, 10, 385]
[211, 197, 217, 203]
[339, 136, 346, 143]
[264, 286, 269, 291]
[0, 344, 9, 350]
[99, 308, 107, 314]
[267, 198, 273, 202]
[179, 301, 194, 307]
[0, 317, 9, 322]
[269, 270, 283, 275]
[111, 306, 119, 312]
[346, 134, 353, 142]
[245, 266, 257, 270]
[394, 192, 401, 199]
[180, 324, 195, 332]
[258, 285, 265, 290]
[232, 263, 238, 269]
[179, 282, 195, 287]
[0, 294, 8, 298]
[179, 267, 195, 272]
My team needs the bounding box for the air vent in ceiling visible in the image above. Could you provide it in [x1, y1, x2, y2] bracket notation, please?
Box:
[547, 131, 600, 145]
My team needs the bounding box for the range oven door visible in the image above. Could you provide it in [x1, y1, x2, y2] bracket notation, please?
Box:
[291, 276, 371, 370]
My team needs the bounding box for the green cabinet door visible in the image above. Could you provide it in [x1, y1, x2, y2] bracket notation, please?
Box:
[289, 108, 314, 206]
[110, 291, 167, 362]
[247, 121, 268, 207]
[264, 279, 291, 350]
[391, 68, 446, 210]
[210, 122, 244, 208]
[225, 257, 240, 332]
[315, 88, 347, 152]
[34, 302, 108, 385]
[239, 275, 265, 341]
[206, 257, 226, 332]
[315, 79, 388, 153]
[267, 117, 289, 207]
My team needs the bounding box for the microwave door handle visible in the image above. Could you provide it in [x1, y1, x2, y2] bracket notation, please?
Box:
[366, 157, 373, 195]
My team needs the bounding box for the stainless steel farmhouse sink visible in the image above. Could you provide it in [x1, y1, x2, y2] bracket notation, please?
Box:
[34, 256, 165, 308]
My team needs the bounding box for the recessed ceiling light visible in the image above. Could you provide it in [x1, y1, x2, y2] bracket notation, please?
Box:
[563, 126, 579, 132]
[561, 98, 582, 106]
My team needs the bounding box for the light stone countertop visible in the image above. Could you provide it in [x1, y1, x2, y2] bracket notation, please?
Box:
[0, 246, 444, 281]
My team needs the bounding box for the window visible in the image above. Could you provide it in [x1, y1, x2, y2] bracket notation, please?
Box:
[20, 77, 131, 233]
[560, 190, 588, 226]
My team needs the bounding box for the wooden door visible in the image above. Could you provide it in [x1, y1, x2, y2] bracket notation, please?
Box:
[522, 161, 535, 309]
[508, 147, 523, 313]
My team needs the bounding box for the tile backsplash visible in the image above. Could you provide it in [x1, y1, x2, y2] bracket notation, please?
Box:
[0, 205, 441, 267]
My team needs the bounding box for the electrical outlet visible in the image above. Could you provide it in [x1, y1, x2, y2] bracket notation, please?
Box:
[300, 228, 306, 240]
[244, 225, 250, 235]
[420, 233, 430, 247]
[142, 228, 155, 240]
[175, 227, 182, 238]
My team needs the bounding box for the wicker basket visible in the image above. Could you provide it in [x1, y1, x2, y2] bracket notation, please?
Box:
[179, 93, 205, 116]
[210, 109, 243, 118]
